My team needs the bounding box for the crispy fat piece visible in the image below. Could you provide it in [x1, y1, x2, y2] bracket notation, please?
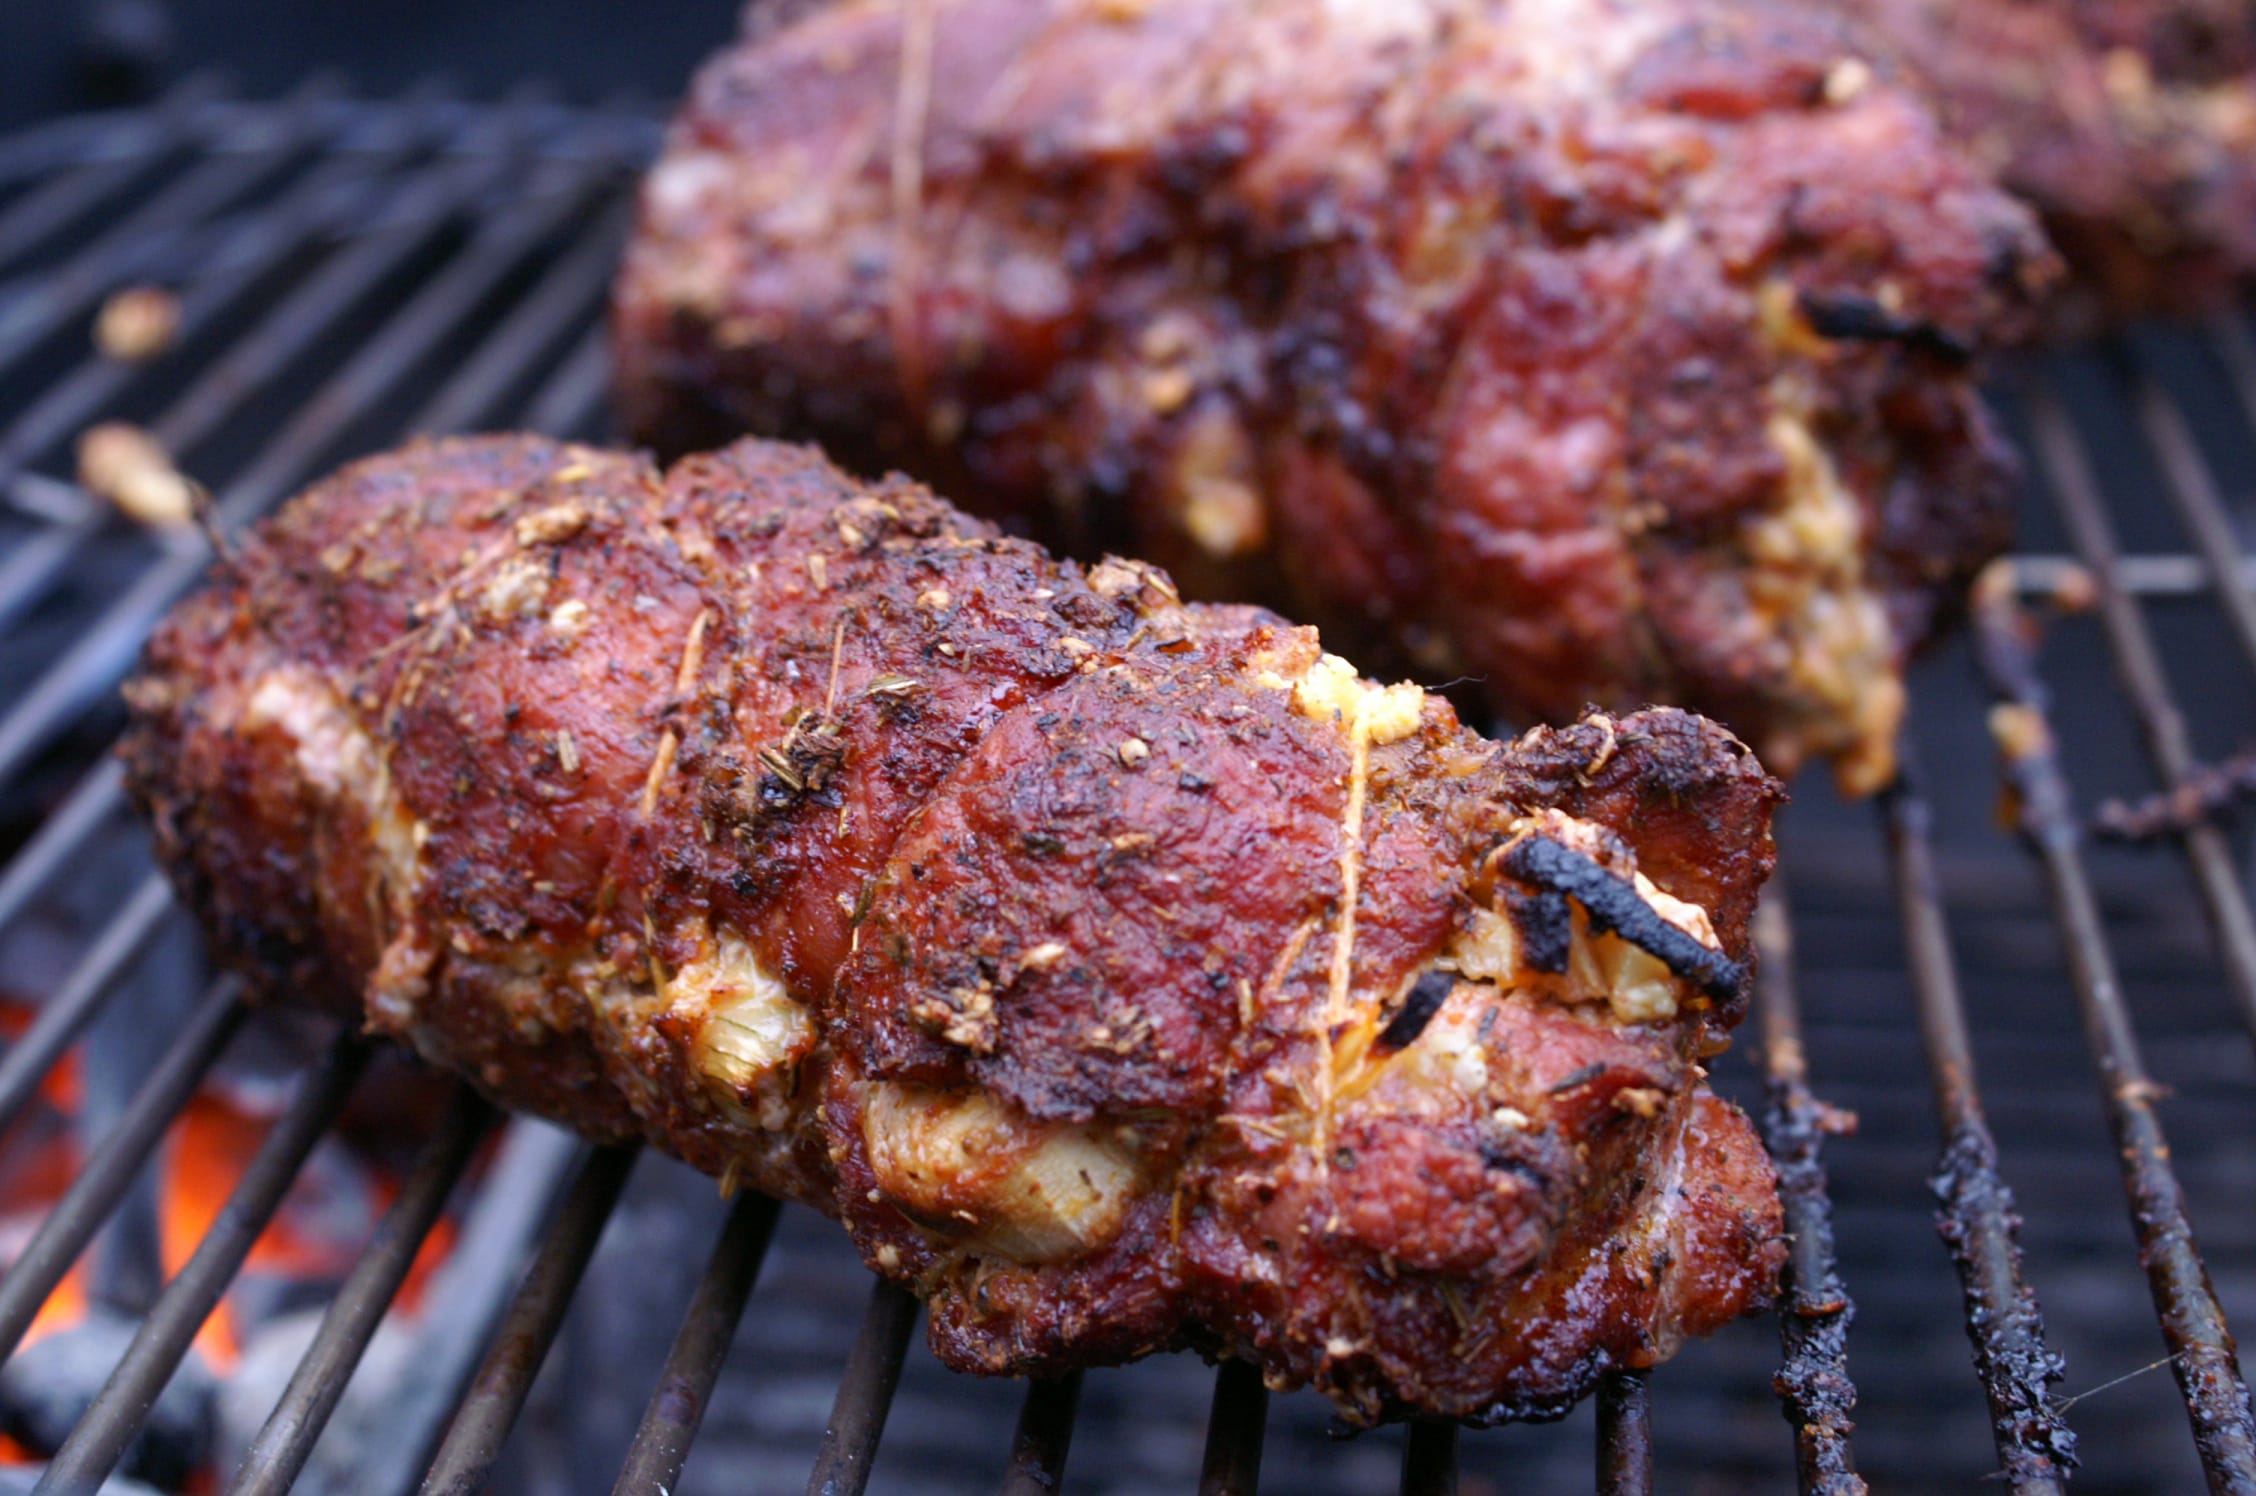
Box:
[611, 0, 2058, 795]
[123, 434, 1786, 1424]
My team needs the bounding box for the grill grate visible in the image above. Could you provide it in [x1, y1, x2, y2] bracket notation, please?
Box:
[0, 88, 2253, 1496]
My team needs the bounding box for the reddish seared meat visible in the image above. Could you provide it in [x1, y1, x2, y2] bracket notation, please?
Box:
[1833, 0, 2256, 324]
[123, 433, 1785, 1423]
[612, 0, 2057, 795]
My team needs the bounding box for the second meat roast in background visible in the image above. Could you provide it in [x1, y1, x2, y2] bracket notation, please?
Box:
[1829, 0, 2256, 327]
[613, 0, 2059, 795]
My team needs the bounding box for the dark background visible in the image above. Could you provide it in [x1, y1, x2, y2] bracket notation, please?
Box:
[0, 1, 739, 130]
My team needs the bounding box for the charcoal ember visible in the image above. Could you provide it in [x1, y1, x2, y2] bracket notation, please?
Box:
[0, 1307, 216, 1489]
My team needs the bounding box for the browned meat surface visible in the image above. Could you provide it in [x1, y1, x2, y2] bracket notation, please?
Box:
[122, 433, 1785, 1424]
[1833, 0, 2256, 324]
[612, 0, 2058, 796]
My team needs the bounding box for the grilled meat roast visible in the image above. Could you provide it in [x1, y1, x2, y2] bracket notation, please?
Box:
[1831, 0, 2256, 324]
[612, 0, 2058, 796]
[123, 434, 1785, 1424]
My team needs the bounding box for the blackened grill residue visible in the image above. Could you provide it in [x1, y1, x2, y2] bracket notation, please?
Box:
[1762, 1070, 1866, 1496]
[2093, 743, 2256, 842]
[1931, 1122, 2078, 1484]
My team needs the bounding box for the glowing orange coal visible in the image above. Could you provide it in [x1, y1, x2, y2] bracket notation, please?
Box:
[0, 998, 459, 1455]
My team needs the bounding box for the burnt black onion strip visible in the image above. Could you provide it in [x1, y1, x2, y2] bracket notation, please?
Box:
[1504, 886, 1572, 975]
[1796, 289, 1973, 365]
[1499, 836, 1747, 1004]
[1376, 969, 1456, 1051]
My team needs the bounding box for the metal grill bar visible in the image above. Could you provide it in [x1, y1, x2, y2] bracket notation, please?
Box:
[225, 1086, 496, 1496]
[522, 321, 620, 439]
[30, 1034, 370, 1493]
[2021, 377, 2256, 1051]
[0, 94, 456, 632]
[2014, 553, 2256, 595]
[0, 77, 343, 377]
[610, 1193, 781, 1496]
[369, 1123, 592, 1496]
[804, 1281, 919, 1496]
[1972, 586, 2256, 1494]
[405, 192, 636, 438]
[0, 760, 125, 941]
[998, 1372, 1083, 1496]
[418, 1145, 641, 1496]
[2125, 353, 2256, 679]
[0, 79, 230, 272]
[0, 979, 243, 1363]
[1880, 761, 2071, 1490]
[1196, 1359, 1268, 1496]
[1398, 1422, 1457, 1496]
[1597, 1371, 1653, 1496]
[0, 146, 623, 789]
[0, 92, 330, 189]
[1752, 891, 1861, 1494]
[0, 873, 174, 1136]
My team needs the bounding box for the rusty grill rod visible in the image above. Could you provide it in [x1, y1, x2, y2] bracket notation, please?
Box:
[609, 1192, 781, 1496]
[365, 1124, 593, 1496]
[30, 1034, 370, 1494]
[2020, 375, 2256, 1053]
[804, 1280, 920, 1496]
[0, 761, 124, 941]
[225, 1086, 497, 1496]
[1880, 759, 2071, 1491]
[418, 1145, 642, 1496]
[1752, 890, 1863, 1494]
[1972, 585, 2256, 1495]
[0, 978, 243, 1363]
[999, 1372, 1084, 1496]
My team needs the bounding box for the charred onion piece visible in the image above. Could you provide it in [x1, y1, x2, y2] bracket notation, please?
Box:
[1795, 291, 1973, 365]
[1500, 836, 1748, 1005]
